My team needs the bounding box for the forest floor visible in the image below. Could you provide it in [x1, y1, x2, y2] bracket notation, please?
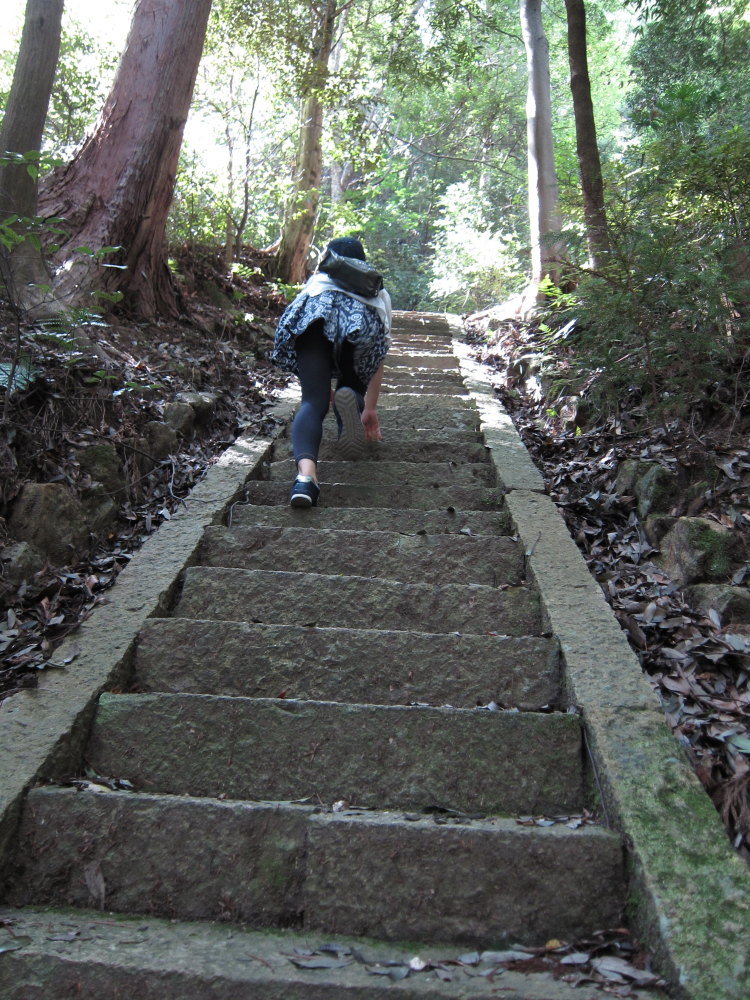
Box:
[464, 310, 750, 865]
[1, 255, 749, 870]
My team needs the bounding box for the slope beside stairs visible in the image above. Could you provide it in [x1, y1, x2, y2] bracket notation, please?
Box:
[0, 312, 747, 999]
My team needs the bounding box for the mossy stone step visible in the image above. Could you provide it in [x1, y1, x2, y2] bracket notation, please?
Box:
[175, 567, 541, 635]
[243, 481, 503, 511]
[228, 504, 512, 535]
[134, 619, 562, 709]
[197, 526, 523, 585]
[0, 906, 614, 1000]
[267, 459, 494, 488]
[87, 693, 583, 814]
[8, 788, 624, 946]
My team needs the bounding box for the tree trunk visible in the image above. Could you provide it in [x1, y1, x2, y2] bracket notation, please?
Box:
[0, 0, 64, 305]
[274, 0, 338, 284]
[520, 0, 563, 285]
[38, 0, 212, 318]
[565, 0, 609, 270]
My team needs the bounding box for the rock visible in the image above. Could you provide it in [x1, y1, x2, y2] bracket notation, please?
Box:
[76, 443, 125, 494]
[144, 421, 178, 460]
[616, 460, 681, 518]
[658, 517, 737, 586]
[644, 514, 677, 545]
[0, 541, 46, 592]
[7, 483, 91, 564]
[80, 484, 119, 537]
[175, 391, 217, 423]
[163, 402, 195, 438]
[615, 459, 642, 496]
[682, 584, 750, 624]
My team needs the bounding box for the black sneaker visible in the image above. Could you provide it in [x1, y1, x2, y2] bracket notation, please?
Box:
[289, 475, 320, 508]
[333, 386, 365, 460]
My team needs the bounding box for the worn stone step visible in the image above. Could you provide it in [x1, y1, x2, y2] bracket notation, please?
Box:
[376, 407, 478, 432]
[311, 438, 489, 463]
[8, 788, 624, 946]
[384, 367, 464, 383]
[379, 392, 472, 408]
[134, 619, 562, 709]
[267, 460, 494, 488]
[383, 381, 467, 395]
[0, 906, 612, 1000]
[228, 504, 512, 535]
[243, 481, 500, 511]
[175, 567, 541, 635]
[318, 425, 483, 445]
[88, 693, 581, 814]
[386, 356, 459, 369]
[197, 526, 523, 585]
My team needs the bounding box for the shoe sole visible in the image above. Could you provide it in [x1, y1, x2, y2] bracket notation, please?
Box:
[289, 494, 316, 508]
[334, 387, 365, 460]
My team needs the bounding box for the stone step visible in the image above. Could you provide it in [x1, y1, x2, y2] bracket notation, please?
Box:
[376, 407, 479, 432]
[134, 619, 562, 709]
[378, 393, 474, 412]
[311, 438, 489, 463]
[174, 567, 541, 635]
[243, 481, 500, 510]
[384, 366, 464, 382]
[197, 526, 523, 586]
[0, 906, 615, 1000]
[385, 354, 461, 370]
[228, 504, 512, 535]
[7, 788, 625, 947]
[318, 425, 483, 445]
[383, 381, 467, 395]
[267, 460, 494, 488]
[88, 693, 582, 814]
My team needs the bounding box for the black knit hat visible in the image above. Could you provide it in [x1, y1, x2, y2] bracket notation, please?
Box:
[325, 237, 366, 261]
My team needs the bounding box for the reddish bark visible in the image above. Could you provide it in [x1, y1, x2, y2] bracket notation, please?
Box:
[565, 0, 610, 269]
[39, 0, 212, 318]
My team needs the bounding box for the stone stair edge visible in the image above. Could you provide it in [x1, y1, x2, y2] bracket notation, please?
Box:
[132, 618, 563, 708]
[0, 905, 615, 1000]
[7, 786, 624, 949]
[87, 692, 583, 814]
[0, 398, 299, 868]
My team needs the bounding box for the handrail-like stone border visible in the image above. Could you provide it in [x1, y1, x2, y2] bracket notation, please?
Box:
[0, 390, 299, 874]
[453, 325, 750, 1000]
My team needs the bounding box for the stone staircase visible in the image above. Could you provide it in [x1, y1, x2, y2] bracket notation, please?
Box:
[0, 312, 626, 998]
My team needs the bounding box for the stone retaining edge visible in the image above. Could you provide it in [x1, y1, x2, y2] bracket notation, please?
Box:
[450, 324, 750, 999]
[0, 389, 299, 877]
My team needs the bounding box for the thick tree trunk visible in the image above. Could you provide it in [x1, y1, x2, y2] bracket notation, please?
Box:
[0, 0, 64, 305]
[565, 0, 609, 270]
[520, 0, 563, 285]
[274, 0, 338, 284]
[38, 0, 212, 318]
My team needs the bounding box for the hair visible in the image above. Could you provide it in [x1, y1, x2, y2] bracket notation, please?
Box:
[325, 237, 366, 261]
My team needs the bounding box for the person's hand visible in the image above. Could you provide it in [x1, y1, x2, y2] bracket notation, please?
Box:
[361, 406, 381, 441]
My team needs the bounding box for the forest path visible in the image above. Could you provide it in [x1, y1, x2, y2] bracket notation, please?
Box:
[0, 312, 743, 998]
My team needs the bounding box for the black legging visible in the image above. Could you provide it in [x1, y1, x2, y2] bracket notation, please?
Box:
[292, 321, 367, 464]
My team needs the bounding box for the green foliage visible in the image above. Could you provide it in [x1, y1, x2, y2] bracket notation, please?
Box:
[538, 199, 749, 415]
[428, 180, 525, 311]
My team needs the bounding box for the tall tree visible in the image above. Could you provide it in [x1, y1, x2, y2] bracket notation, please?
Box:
[565, 0, 609, 269]
[0, 0, 64, 305]
[520, 0, 563, 285]
[38, 0, 212, 318]
[274, 0, 339, 284]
